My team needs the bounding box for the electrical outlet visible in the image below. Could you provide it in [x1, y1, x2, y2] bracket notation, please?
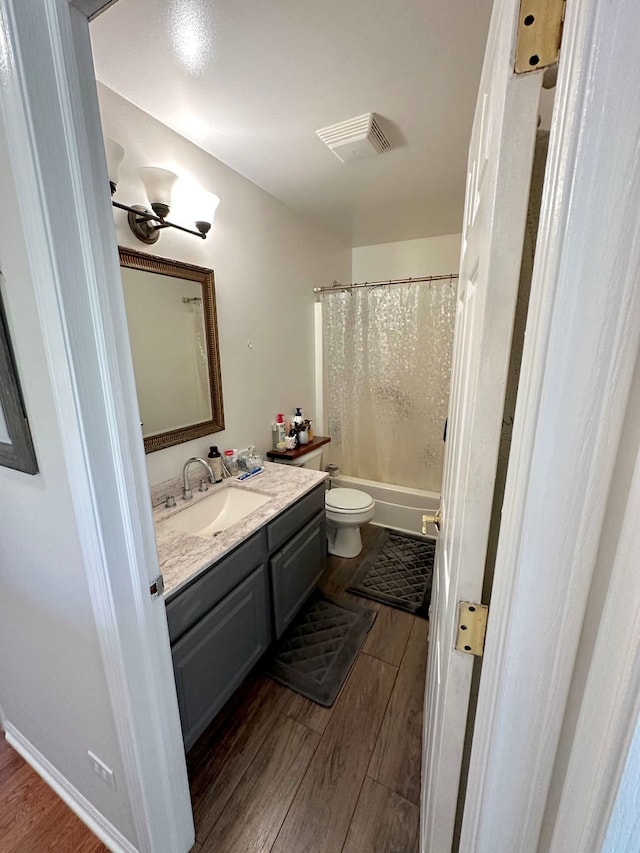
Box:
[88, 750, 116, 790]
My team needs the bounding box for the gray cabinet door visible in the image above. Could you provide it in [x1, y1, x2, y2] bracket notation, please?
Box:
[165, 530, 265, 644]
[172, 563, 270, 751]
[270, 509, 326, 639]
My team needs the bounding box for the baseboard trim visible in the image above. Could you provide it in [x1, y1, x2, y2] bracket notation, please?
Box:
[4, 722, 138, 853]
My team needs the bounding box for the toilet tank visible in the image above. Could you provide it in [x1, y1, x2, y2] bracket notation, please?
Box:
[273, 446, 324, 469]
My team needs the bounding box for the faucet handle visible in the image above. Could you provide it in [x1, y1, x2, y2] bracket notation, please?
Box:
[164, 494, 176, 508]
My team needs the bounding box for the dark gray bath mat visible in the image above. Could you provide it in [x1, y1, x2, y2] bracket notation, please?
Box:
[264, 591, 376, 707]
[348, 528, 435, 617]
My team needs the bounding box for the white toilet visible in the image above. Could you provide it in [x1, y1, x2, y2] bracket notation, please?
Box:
[270, 445, 375, 558]
[325, 487, 375, 558]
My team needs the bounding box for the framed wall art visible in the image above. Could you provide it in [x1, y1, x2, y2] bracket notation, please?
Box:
[0, 292, 38, 474]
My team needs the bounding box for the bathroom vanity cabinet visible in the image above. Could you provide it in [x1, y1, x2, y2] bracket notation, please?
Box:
[165, 483, 326, 750]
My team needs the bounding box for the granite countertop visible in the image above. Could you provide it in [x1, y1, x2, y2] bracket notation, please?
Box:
[150, 461, 328, 599]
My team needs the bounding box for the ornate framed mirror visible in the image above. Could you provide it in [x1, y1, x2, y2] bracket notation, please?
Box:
[119, 247, 224, 453]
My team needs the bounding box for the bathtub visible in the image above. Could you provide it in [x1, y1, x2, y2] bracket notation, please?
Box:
[330, 474, 440, 539]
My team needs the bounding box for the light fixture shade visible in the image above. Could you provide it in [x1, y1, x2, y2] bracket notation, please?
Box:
[173, 182, 220, 230]
[191, 192, 220, 228]
[208, 194, 221, 224]
[137, 167, 178, 208]
[105, 138, 125, 187]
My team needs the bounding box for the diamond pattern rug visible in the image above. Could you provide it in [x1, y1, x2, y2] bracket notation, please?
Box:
[264, 592, 376, 707]
[347, 528, 435, 617]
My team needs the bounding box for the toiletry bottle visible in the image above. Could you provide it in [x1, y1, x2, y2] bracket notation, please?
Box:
[293, 407, 303, 426]
[276, 413, 286, 448]
[272, 422, 279, 450]
[207, 446, 223, 483]
[224, 449, 238, 475]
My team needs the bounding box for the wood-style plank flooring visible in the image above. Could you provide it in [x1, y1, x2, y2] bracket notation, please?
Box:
[189, 524, 429, 853]
[0, 524, 429, 853]
[0, 732, 107, 853]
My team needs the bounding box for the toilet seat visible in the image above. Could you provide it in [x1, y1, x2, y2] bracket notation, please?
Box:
[325, 487, 374, 513]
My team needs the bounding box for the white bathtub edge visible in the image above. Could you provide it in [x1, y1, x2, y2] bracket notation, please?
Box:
[331, 475, 440, 537]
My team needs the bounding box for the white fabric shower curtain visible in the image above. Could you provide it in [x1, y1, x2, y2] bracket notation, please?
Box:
[323, 282, 456, 492]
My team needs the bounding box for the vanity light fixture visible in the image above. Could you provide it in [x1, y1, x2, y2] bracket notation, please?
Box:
[105, 138, 220, 244]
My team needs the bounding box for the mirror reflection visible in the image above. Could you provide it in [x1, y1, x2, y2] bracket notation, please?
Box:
[119, 248, 224, 453]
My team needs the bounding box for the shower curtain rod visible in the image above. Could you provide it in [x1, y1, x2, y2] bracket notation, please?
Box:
[313, 273, 459, 295]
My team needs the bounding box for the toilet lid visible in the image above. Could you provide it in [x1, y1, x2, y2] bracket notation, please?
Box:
[325, 488, 374, 512]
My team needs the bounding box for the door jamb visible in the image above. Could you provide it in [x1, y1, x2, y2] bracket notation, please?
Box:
[459, 0, 640, 848]
[0, 1, 193, 851]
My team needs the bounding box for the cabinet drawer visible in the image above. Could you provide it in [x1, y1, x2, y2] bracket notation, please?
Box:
[270, 509, 326, 639]
[165, 530, 264, 643]
[172, 563, 270, 751]
[267, 484, 325, 554]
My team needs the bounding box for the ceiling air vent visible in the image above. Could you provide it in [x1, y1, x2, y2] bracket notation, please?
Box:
[316, 113, 391, 163]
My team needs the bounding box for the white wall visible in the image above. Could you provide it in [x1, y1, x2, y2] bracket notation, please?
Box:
[352, 233, 461, 281]
[0, 111, 138, 847]
[97, 84, 351, 486]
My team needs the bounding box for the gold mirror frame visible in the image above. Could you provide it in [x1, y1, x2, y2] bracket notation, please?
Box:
[119, 247, 224, 453]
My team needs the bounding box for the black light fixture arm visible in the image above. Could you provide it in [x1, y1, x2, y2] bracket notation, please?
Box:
[111, 199, 207, 240]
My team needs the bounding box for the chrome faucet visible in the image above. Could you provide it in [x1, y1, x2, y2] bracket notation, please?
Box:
[182, 457, 215, 500]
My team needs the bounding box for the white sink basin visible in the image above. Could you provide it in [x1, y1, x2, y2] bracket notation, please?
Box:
[164, 486, 270, 538]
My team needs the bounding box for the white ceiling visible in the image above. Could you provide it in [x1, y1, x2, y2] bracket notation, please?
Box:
[90, 0, 494, 247]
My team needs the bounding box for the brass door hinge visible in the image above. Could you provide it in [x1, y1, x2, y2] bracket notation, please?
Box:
[515, 0, 565, 74]
[455, 602, 488, 656]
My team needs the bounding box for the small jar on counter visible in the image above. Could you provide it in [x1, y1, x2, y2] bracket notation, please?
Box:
[224, 449, 239, 475]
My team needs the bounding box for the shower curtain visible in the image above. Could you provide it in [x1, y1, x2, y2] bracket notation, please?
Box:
[323, 281, 456, 492]
[188, 298, 210, 419]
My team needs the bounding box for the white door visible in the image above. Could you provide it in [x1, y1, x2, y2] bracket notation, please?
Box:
[421, 1, 544, 849]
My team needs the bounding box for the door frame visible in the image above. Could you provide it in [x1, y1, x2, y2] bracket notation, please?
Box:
[0, 1, 193, 851]
[458, 0, 640, 848]
[4, 0, 640, 851]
